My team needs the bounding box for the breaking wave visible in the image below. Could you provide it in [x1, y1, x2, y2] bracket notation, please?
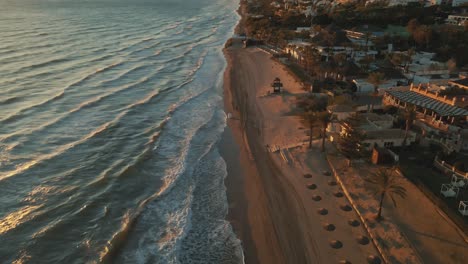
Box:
[0, 0, 242, 263]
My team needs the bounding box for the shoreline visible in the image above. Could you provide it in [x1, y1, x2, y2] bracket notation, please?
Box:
[220, 21, 386, 264]
[219, 2, 260, 263]
[219, 95, 259, 264]
[218, 2, 317, 261]
[220, 2, 375, 263]
[220, 46, 291, 264]
[220, 44, 381, 264]
[220, 36, 314, 263]
[220, 3, 312, 262]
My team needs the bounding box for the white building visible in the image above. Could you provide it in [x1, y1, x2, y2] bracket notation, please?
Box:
[452, 0, 468, 6]
[334, 117, 415, 149]
[295, 27, 311, 33]
[359, 113, 394, 130]
[383, 84, 468, 152]
[353, 78, 408, 93]
[328, 104, 355, 121]
[446, 14, 468, 26]
[363, 129, 416, 149]
[366, 0, 419, 6]
[284, 41, 311, 61]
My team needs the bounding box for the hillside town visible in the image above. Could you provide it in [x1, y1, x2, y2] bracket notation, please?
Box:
[228, 0, 468, 262]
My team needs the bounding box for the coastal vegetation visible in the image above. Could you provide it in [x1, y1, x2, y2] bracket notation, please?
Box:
[244, 0, 468, 67]
[300, 110, 318, 148]
[367, 72, 386, 94]
[297, 94, 329, 149]
[317, 111, 332, 152]
[402, 104, 417, 146]
[337, 114, 367, 161]
[365, 168, 407, 220]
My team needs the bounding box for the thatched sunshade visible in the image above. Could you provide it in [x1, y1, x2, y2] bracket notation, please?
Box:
[340, 204, 352, 212]
[367, 255, 382, 264]
[329, 240, 343, 249]
[323, 223, 336, 231]
[357, 235, 370, 245]
[328, 180, 337, 186]
[317, 208, 328, 215]
[312, 195, 322, 201]
[334, 192, 344, 198]
[348, 219, 360, 227]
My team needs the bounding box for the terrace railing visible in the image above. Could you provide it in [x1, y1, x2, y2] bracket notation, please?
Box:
[434, 156, 468, 179]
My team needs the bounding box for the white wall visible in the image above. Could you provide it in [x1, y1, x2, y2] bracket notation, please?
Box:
[363, 132, 416, 150]
[334, 111, 354, 121]
[353, 79, 407, 93]
[453, 0, 468, 7]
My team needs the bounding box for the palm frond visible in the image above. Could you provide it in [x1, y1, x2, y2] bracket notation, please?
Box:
[389, 194, 398, 207]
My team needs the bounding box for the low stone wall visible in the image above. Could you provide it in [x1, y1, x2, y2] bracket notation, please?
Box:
[326, 155, 424, 264]
[326, 156, 391, 264]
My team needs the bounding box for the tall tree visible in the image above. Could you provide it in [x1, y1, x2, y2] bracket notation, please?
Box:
[296, 94, 328, 112]
[333, 53, 347, 67]
[297, 95, 329, 148]
[404, 48, 415, 73]
[317, 111, 332, 152]
[367, 72, 386, 94]
[364, 31, 372, 53]
[406, 18, 420, 36]
[359, 55, 374, 73]
[338, 114, 366, 161]
[402, 104, 416, 146]
[304, 46, 321, 76]
[365, 168, 407, 220]
[301, 111, 318, 148]
[323, 30, 336, 61]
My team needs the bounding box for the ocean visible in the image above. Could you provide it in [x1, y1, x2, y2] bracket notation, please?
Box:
[0, 0, 242, 263]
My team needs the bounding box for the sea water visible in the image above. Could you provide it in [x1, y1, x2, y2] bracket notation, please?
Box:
[0, 0, 242, 263]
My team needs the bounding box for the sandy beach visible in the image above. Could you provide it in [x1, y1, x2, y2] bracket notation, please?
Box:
[221, 39, 382, 263]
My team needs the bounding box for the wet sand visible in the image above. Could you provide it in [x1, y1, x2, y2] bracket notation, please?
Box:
[220, 36, 314, 263]
[220, 41, 381, 264]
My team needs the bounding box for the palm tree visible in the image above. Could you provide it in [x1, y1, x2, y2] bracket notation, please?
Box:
[365, 168, 407, 220]
[403, 104, 416, 145]
[404, 48, 415, 73]
[304, 46, 321, 76]
[367, 72, 386, 94]
[364, 31, 372, 53]
[323, 30, 336, 61]
[296, 94, 327, 112]
[317, 111, 332, 152]
[337, 113, 366, 164]
[359, 55, 374, 73]
[301, 110, 318, 148]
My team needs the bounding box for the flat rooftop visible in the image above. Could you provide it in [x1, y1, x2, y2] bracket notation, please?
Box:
[386, 90, 468, 117]
[365, 129, 405, 140]
[360, 113, 394, 122]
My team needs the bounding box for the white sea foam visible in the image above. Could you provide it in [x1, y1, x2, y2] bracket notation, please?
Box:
[0, 0, 242, 262]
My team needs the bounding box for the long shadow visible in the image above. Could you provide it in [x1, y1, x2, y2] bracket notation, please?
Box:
[404, 227, 468, 248]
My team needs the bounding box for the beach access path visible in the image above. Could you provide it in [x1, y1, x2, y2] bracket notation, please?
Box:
[223, 41, 381, 264]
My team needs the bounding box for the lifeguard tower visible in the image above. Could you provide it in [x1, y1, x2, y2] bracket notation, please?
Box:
[271, 77, 283, 93]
